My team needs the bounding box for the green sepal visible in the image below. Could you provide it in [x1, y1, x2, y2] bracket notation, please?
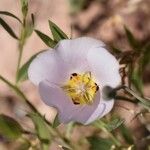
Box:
[35, 29, 56, 48]
[0, 17, 19, 39]
[49, 20, 68, 42]
[0, 114, 23, 140]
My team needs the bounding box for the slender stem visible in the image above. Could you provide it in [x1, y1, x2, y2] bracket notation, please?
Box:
[123, 86, 150, 107]
[115, 96, 138, 104]
[16, 44, 23, 82]
[66, 122, 74, 139]
[111, 85, 150, 107]
[16, 14, 27, 83]
[0, 75, 37, 112]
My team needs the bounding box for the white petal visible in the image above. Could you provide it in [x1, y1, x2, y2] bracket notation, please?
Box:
[71, 92, 106, 124]
[87, 46, 121, 88]
[84, 46, 120, 124]
[39, 80, 106, 124]
[28, 50, 69, 85]
[55, 37, 105, 73]
[100, 99, 114, 118]
[39, 80, 76, 123]
[85, 98, 114, 124]
[84, 85, 115, 124]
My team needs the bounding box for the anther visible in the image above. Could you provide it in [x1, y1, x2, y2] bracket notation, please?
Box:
[72, 98, 80, 105]
[72, 73, 77, 76]
[95, 83, 99, 91]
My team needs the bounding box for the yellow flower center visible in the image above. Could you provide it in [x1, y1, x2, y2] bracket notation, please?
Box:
[62, 72, 99, 105]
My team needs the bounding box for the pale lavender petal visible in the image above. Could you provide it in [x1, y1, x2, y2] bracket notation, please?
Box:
[70, 92, 106, 124]
[28, 50, 69, 85]
[85, 98, 114, 124]
[29, 37, 119, 124]
[39, 80, 76, 123]
[55, 37, 105, 74]
[87, 46, 121, 88]
[85, 46, 121, 123]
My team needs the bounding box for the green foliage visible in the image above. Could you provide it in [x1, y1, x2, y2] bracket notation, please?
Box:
[0, 17, 19, 39]
[124, 86, 150, 107]
[20, 0, 28, 18]
[130, 63, 143, 95]
[24, 21, 34, 39]
[0, 11, 22, 23]
[49, 20, 68, 42]
[35, 30, 56, 48]
[28, 113, 51, 150]
[35, 20, 68, 48]
[123, 27, 150, 95]
[0, 114, 23, 140]
[111, 46, 122, 56]
[52, 114, 60, 128]
[119, 124, 134, 145]
[18, 20, 34, 49]
[124, 26, 141, 50]
[69, 0, 87, 12]
[105, 118, 124, 132]
[93, 119, 122, 147]
[94, 117, 124, 132]
[142, 43, 150, 69]
[88, 136, 114, 150]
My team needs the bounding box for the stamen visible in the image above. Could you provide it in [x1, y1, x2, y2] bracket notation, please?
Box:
[62, 72, 99, 105]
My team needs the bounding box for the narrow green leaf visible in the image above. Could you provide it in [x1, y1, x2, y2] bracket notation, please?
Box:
[20, 0, 28, 17]
[17, 50, 45, 82]
[124, 26, 140, 50]
[131, 64, 143, 95]
[52, 114, 60, 128]
[0, 11, 22, 23]
[0, 114, 23, 140]
[35, 29, 56, 48]
[119, 124, 134, 144]
[49, 20, 68, 42]
[110, 45, 122, 55]
[0, 17, 19, 39]
[28, 113, 51, 150]
[88, 136, 114, 150]
[142, 43, 150, 69]
[94, 117, 124, 132]
[106, 118, 124, 132]
[69, 0, 86, 13]
[66, 122, 75, 139]
[124, 87, 150, 107]
[93, 120, 121, 147]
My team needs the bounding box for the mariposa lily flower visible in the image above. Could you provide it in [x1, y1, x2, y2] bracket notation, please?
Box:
[28, 37, 121, 125]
